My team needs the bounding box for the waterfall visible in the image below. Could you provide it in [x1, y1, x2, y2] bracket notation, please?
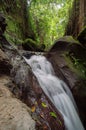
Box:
[24, 55, 85, 130]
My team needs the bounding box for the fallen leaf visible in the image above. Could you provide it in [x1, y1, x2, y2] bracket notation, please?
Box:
[40, 112, 44, 119]
[31, 106, 36, 112]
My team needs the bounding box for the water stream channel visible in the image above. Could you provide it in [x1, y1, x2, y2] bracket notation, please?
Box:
[24, 55, 85, 130]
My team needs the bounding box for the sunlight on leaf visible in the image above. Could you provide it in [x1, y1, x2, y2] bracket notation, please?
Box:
[41, 102, 47, 108]
[50, 112, 57, 118]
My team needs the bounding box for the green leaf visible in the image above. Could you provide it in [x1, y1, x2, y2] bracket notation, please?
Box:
[58, 120, 62, 125]
[50, 112, 57, 118]
[41, 102, 47, 108]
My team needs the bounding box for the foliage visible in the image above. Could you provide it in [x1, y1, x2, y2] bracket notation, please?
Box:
[50, 111, 57, 118]
[0, 0, 74, 50]
[41, 102, 47, 108]
[0, 0, 31, 44]
[28, 0, 73, 50]
[65, 52, 86, 79]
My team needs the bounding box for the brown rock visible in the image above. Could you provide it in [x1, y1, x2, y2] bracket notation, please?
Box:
[47, 36, 86, 129]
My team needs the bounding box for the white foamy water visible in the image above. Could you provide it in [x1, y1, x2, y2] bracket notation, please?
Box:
[24, 55, 85, 130]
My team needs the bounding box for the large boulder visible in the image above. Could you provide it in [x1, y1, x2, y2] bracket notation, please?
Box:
[0, 76, 36, 130]
[48, 36, 80, 88]
[49, 36, 79, 52]
[48, 36, 86, 84]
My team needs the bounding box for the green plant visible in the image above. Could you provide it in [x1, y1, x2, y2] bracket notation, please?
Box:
[28, 0, 73, 50]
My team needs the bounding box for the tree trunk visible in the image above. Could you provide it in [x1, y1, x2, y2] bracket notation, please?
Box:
[65, 0, 86, 38]
[79, 0, 84, 32]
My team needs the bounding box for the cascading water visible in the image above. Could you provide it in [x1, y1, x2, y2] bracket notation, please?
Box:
[24, 55, 85, 130]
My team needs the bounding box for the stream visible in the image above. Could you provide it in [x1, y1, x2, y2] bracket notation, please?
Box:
[24, 55, 85, 130]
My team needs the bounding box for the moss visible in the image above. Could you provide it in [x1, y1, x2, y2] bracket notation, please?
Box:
[23, 38, 36, 45]
[56, 36, 80, 44]
[64, 52, 86, 79]
[22, 38, 39, 51]
[4, 15, 23, 45]
[64, 36, 79, 44]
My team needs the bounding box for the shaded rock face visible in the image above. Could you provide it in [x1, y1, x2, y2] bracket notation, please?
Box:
[77, 27, 86, 45]
[48, 36, 79, 88]
[48, 36, 86, 129]
[22, 38, 45, 52]
[72, 80, 86, 129]
[0, 76, 36, 130]
[0, 12, 7, 36]
[49, 36, 79, 52]
[0, 49, 12, 75]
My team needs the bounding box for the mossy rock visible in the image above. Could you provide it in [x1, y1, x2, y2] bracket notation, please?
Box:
[53, 36, 86, 79]
[65, 43, 86, 79]
[22, 38, 45, 51]
[22, 38, 39, 51]
[49, 36, 79, 52]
